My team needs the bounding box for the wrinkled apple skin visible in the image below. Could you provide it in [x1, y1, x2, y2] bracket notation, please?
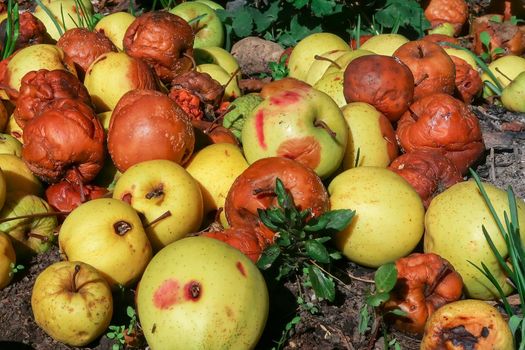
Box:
[137, 236, 269, 350]
[59, 198, 152, 287]
[242, 86, 348, 179]
[424, 180, 525, 299]
[0, 232, 15, 289]
[31, 261, 113, 346]
[0, 191, 57, 258]
[328, 167, 425, 267]
[113, 159, 203, 251]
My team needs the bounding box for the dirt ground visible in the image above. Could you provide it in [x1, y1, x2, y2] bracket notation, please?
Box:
[1, 0, 525, 349]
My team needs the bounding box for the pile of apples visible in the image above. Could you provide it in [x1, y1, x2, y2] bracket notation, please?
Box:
[0, 0, 523, 349]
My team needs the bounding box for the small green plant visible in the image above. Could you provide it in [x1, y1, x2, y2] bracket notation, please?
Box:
[9, 262, 24, 277]
[1, 0, 19, 60]
[469, 169, 524, 350]
[260, 54, 289, 81]
[106, 306, 139, 350]
[479, 31, 505, 62]
[67, 0, 103, 31]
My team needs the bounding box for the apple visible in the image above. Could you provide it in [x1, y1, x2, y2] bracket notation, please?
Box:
[94, 11, 136, 51]
[444, 47, 478, 70]
[428, 23, 456, 37]
[5, 44, 77, 93]
[137, 236, 268, 350]
[196, 63, 241, 101]
[241, 86, 348, 179]
[424, 180, 525, 299]
[93, 158, 121, 191]
[0, 100, 8, 131]
[194, 0, 224, 10]
[501, 71, 525, 112]
[321, 49, 374, 78]
[113, 159, 203, 251]
[186, 143, 248, 216]
[482, 55, 525, 98]
[169, 1, 224, 48]
[328, 166, 425, 267]
[341, 102, 398, 169]
[31, 261, 113, 346]
[84, 51, 158, 112]
[0, 154, 43, 196]
[0, 191, 57, 258]
[304, 49, 349, 85]
[59, 198, 152, 287]
[288, 32, 350, 82]
[97, 111, 112, 133]
[0, 134, 22, 157]
[313, 71, 346, 107]
[0, 168, 6, 210]
[360, 33, 410, 56]
[33, 0, 94, 41]
[194, 46, 241, 80]
[0, 232, 15, 289]
[5, 114, 23, 144]
[222, 93, 263, 139]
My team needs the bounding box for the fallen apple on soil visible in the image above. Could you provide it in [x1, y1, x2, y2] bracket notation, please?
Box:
[0, 231, 15, 289]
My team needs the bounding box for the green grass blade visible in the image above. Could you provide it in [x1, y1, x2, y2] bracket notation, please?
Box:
[35, 0, 64, 36]
[482, 226, 514, 277]
[469, 260, 514, 316]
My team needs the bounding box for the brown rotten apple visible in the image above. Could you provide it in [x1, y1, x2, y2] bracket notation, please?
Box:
[45, 180, 108, 213]
[108, 89, 194, 172]
[450, 55, 482, 104]
[343, 54, 414, 122]
[424, 0, 468, 35]
[394, 40, 455, 100]
[396, 93, 485, 175]
[14, 69, 91, 128]
[202, 226, 264, 263]
[57, 27, 117, 81]
[389, 149, 462, 208]
[472, 14, 525, 59]
[0, 12, 51, 50]
[124, 11, 194, 84]
[22, 99, 105, 184]
[225, 157, 329, 246]
[383, 253, 463, 335]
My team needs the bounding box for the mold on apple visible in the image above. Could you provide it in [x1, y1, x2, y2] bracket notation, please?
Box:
[153, 279, 180, 310]
[184, 280, 202, 301]
[113, 220, 132, 236]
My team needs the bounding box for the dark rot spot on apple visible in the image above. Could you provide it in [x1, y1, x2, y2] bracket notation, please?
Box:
[113, 220, 132, 236]
[441, 325, 479, 350]
[184, 280, 202, 301]
[236, 261, 246, 277]
[145, 184, 164, 199]
[121, 193, 132, 204]
[269, 90, 301, 106]
[153, 279, 180, 310]
[276, 136, 321, 170]
[255, 110, 266, 149]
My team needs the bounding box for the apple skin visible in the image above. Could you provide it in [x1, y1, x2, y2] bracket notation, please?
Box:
[137, 236, 269, 350]
[170, 2, 224, 48]
[0, 168, 6, 211]
[341, 102, 398, 169]
[95, 12, 136, 51]
[34, 0, 94, 41]
[501, 71, 525, 112]
[321, 49, 374, 78]
[194, 0, 224, 10]
[185, 143, 248, 216]
[241, 86, 348, 179]
[305, 49, 348, 85]
[328, 167, 425, 267]
[113, 159, 204, 251]
[194, 46, 241, 81]
[482, 55, 525, 98]
[0, 154, 43, 196]
[5, 114, 23, 144]
[0, 133, 22, 157]
[5, 44, 77, 93]
[59, 198, 152, 287]
[31, 261, 113, 346]
[196, 63, 241, 101]
[0, 232, 15, 289]
[424, 180, 525, 300]
[444, 48, 478, 69]
[287, 32, 350, 82]
[0, 191, 57, 259]
[313, 71, 346, 107]
[359, 33, 410, 56]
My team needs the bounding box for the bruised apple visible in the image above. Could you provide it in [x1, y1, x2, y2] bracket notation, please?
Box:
[202, 226, 263, 263]
[108, 90, 195, 172]
[137, 236, 268, 350]
[45, 181, 108, 213]
[242, 86, 348, 179]
[343, 54, 414, 122]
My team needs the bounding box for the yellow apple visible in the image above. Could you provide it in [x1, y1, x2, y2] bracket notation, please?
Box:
[0, 133, 23, 157]
[288, 32, 350, 82]
[0, 154, 43, 195]
[0, 232, 15, 289]
[94, 12, 136, 51]
[59, 198, 152, 287]
[341, 102, 398, 169]
[0, 168, 6, 211]
[97, 111, 112, 133]
[113, 160, 203, 251]
[360, 33, 410, 56]
[5, 114, 23, 144]
[321, 49, 374, 78]
[305, 49, 349, 85]
[328, 167, 425, 267]
[194, 46, 241, 81]
[444, 48, 478, 70]
[186, 143, 248, 215]
[34, 0, 94, 41]
[481, 55, 525, 98]
[196, 63, 241, 100]
[313, 71, 346, 107]
[31, 261, 113, 346]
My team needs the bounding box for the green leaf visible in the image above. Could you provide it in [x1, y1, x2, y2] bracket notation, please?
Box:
[374, 262, 398, 293]
[107, 332, 116, 339]
[480, 31, 491, 49]
[126, 306, 135, 318]
[304, 209, 355, 233]
[275, 178, 295, 210]
[231, 8, 253, 38]
[307, 264, 335, 301]
[388, 308, 408, 317]
[492, 47, 505, 55]
[257, 244, 281, 270]
[490, 15, 503, 23]
[305, 239, 330, 263]
[509, 315, 523, 336]
[276, 230, 292, 246]
[366, 292, 390, 307]
[258, 209, 281, 232]
[358, 305, 370, 334]
[251, 2, 280, 32]
[311, 0, 339, 17]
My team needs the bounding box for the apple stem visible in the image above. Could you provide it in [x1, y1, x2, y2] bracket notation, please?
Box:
[184, 52, 197, 71]
[314, 120, 337, 139]
[224, 67, 241, 90]
[72, 264, 81, 293]
[144, 210, 172, 228]
[313, 55, 341, 70]
[414, 73, 429, 87]
[494, 67, 513, 82]
[0, 211, 70, 224]
[252, 187, 276, 196]
[408, 106, 420, 120]
[27, 232, 49, 242]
